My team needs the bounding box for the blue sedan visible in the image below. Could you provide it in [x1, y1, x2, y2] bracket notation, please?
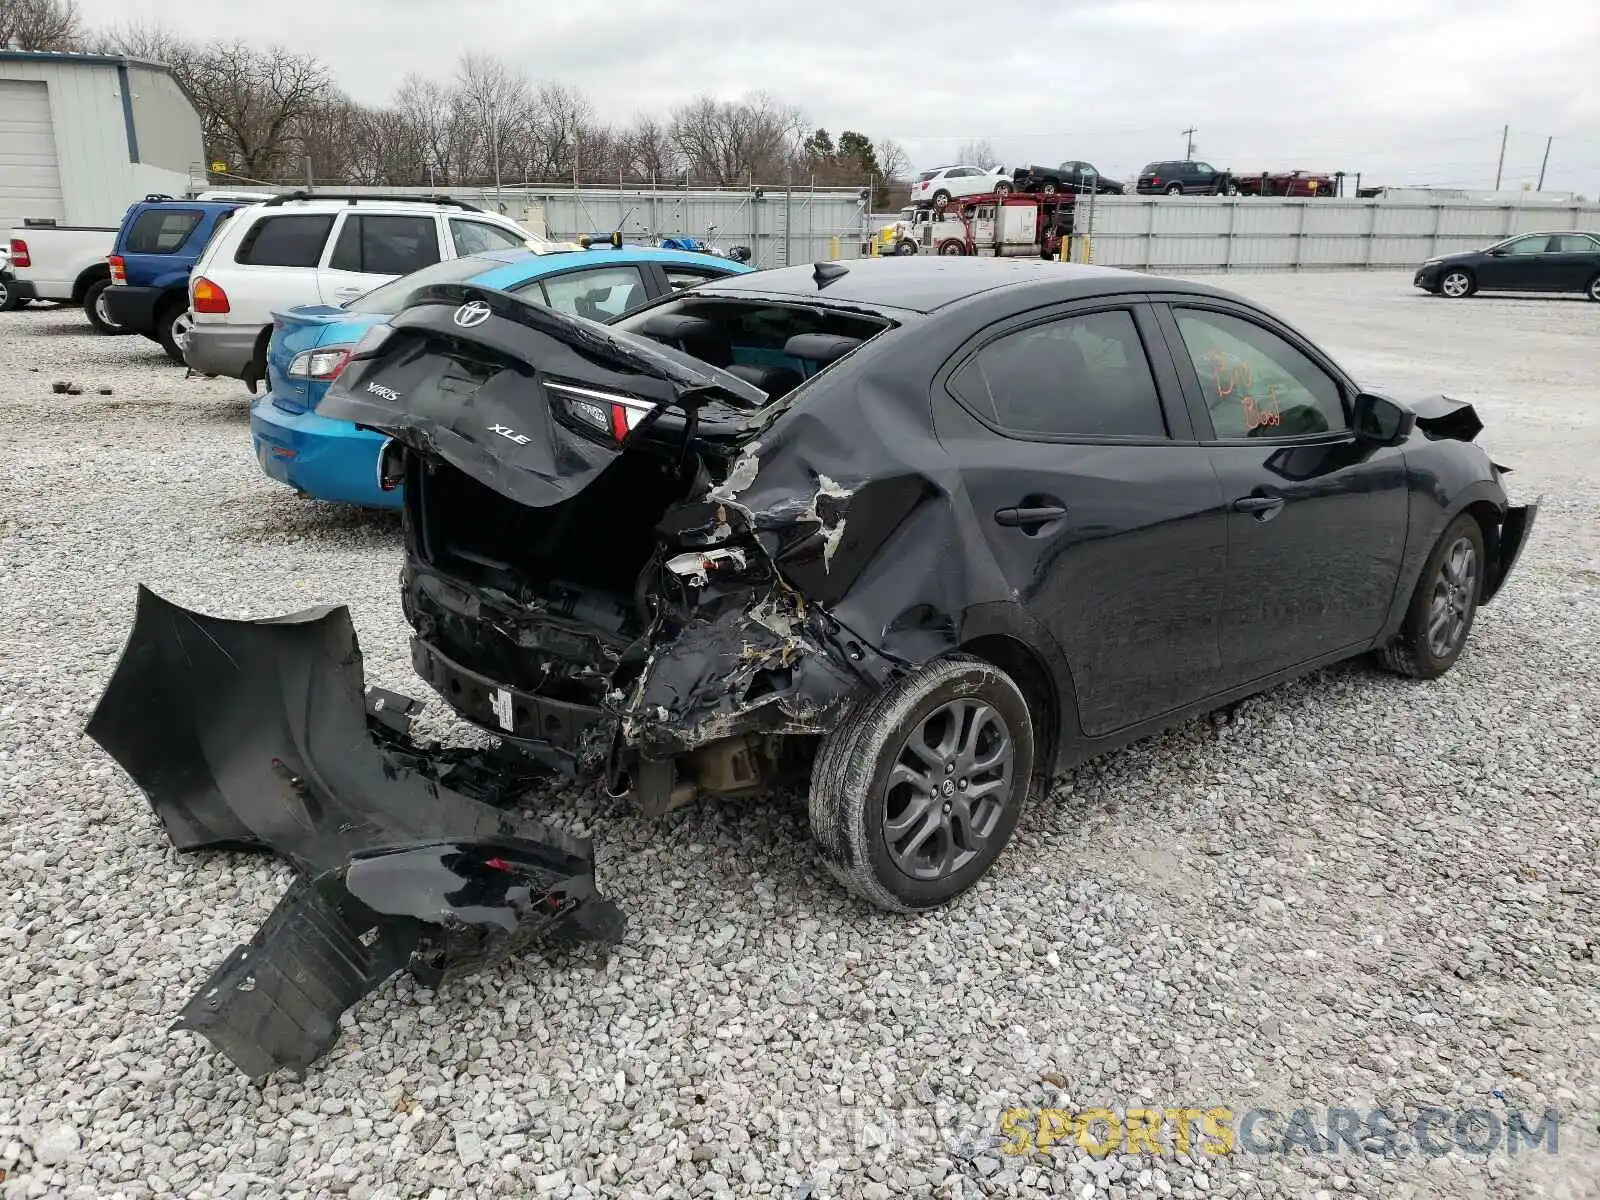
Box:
[250, 246, 754, 508]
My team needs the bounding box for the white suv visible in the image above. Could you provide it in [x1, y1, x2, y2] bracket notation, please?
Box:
[184, 193, 543, 388]
[909, 165, 1014, 208]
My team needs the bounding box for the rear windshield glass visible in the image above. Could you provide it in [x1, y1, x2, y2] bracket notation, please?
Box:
[613, 295, 893, 407]
[124, 209, 202, 254]
[344, 255, 509, 313]
[917, 170, 940, 182]
[1141, 164, 1160, 173]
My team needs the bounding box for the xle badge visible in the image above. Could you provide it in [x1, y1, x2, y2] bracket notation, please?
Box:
[490, 687, 514, 732]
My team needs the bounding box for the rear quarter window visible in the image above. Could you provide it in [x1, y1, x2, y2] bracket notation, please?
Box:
[235, 214, 337, 268]
[124, 209, 202, 254]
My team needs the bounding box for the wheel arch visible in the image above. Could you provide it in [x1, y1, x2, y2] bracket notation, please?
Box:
[71, 262, 110, 303]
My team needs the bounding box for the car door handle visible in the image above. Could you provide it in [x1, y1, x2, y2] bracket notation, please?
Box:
[994, 505, 1068, 529]
[1232, 495, 1286, 520]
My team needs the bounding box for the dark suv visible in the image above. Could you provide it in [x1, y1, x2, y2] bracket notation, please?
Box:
[1136, 162, 1237, 196]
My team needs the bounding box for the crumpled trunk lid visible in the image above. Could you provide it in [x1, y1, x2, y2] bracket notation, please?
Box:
[317, 283, 767, 509]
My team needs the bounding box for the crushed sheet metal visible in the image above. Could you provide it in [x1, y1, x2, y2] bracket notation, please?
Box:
[85, 586, 624, 1080]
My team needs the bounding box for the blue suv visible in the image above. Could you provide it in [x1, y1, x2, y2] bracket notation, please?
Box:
[103, 195, 265, 363]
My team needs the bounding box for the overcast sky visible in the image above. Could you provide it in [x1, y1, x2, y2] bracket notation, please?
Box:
[80, 0, 1600, 197]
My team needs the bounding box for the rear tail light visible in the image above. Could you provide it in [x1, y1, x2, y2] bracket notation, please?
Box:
[287, 346, 353, 381]
[545, 380, 657, 445]
[192, 276, 229, 314]
[9, 239, 30, 268]
[108, 255, 126, 285]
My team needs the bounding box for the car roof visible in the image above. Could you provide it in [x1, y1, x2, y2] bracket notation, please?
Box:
[692, 256, 1227, 314]
[464, 245, 754, 289]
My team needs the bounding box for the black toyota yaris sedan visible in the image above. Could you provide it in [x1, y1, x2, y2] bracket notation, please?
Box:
[320, 257, 1536, 913]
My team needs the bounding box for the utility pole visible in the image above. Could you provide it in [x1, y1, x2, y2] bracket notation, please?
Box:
[1493, 124, 1508, 190]
[1537, 136, 1553, 190]
[1181, 127, 1198, 159]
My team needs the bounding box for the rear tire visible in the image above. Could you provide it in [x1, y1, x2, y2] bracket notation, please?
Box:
[1375, 513, 1485, 679]
[809, 656, 1037, 912]
[0, 276, 19, 312]
[1165, 182, 1184, 196]
[933, 189, 952, 206]
[83, 278, 131, 334]
[156, 299, 193, 365]
[1586, 274, 1600, 302]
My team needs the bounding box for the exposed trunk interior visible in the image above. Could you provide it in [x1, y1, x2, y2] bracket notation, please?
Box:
[415, 449, 690, 606]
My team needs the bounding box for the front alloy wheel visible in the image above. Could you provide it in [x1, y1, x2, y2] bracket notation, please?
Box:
[809, 656, 1037, 911]
[1440, 270, 1474, 298]
[1376, 513, 1485, 679]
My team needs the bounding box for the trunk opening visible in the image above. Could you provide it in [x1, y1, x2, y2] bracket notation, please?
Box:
[416, 450, 689, 603]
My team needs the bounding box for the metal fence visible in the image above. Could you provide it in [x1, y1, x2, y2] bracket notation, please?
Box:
[1077, 197, 1600, 272]
[223, 183, 873, 269]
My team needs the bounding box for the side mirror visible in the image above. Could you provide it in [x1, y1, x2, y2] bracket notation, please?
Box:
[1487, 246, 1505, 256]
[1354, 392, 1414, 446]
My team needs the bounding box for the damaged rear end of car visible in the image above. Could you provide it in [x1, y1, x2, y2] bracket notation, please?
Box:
[319, 282, 903, 815]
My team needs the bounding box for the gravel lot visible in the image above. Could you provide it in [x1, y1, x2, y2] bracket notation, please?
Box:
[1, 272, 1596, 1200]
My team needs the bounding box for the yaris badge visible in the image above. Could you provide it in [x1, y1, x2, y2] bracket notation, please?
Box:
[453, 300, 492, 328]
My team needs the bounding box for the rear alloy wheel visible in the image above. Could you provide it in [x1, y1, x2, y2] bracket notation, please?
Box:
[83, 278, 131, 334]
[0, 275, 18, 312]
[1586, 274, 1600, 302]
[809, 655, 1037, 912]
[1375, 513, 1485, 679]
[933, 189, 952, 207]
[1440, 270, 1475, 299]
[1165, 182, 1185, 196]
[1040, 181, 1059, 196]
[157, 302, 193, 364]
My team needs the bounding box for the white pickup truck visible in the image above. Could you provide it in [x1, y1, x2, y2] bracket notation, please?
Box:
[6, 220, 122, 331]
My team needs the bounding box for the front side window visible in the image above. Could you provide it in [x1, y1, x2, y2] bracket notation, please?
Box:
[450, 219, 529, 256]
[1498, 235, 1551, 256]
[235, 214, 336, 268]
[536, 266, 648, 321]
[1174, 308, 1347, 439]
[330, 214, 441, 275]
[949, 309, 1167, 440]
[125, 209, 201, 254]
[1195, 163, 1215, 174]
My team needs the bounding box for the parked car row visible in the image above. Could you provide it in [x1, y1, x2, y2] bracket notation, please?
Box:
[909, 159, 1348, 208]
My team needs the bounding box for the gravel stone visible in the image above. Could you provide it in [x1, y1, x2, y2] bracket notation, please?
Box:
[1, 275, 1598, 1200]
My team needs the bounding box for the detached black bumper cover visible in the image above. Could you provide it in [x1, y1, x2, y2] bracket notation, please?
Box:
[100, 284, 167, 334]
[85, 586, 624, 1080]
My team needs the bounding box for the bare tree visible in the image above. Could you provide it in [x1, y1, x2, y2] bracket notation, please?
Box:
[624, 115, 680, 182]
[182, 42, 332, 179]
[454, 52, 526, 189]
[669, 93, 803, 186]
[0, 0, 81, 50]
[954, 139, 997, 168]
[393, 74, 458, 185]
[86, 20, 187, 63]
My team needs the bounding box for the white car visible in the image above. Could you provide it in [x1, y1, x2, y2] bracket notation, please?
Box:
[909, 165, 1014, 208]
[183, 193, 543, 389]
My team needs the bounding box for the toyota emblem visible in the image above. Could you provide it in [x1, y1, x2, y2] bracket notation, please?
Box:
[453, 300, 492, 329]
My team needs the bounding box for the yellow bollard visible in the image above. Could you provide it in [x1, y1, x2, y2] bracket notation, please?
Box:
[830, 235, 840, 261]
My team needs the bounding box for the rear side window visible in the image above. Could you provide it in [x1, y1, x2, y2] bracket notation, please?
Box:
[124, 209, 201, 254]
[342, 254, 500, 314]
[330, 215, 441, 275]
[950, 309, 1167, 440]
[235, 214, 335, 268]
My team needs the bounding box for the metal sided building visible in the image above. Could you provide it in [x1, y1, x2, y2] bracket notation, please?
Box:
[0, 50, 205, 230]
